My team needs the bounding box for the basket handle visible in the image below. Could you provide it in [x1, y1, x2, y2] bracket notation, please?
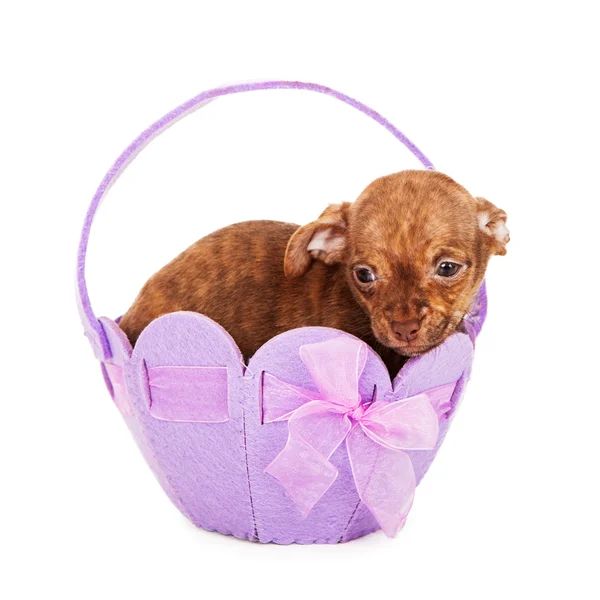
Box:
[76, 80, 435, 360]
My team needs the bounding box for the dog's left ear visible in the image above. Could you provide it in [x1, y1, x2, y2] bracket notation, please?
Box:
[475, 197, 510, 256]
[284, 202, 351, 278]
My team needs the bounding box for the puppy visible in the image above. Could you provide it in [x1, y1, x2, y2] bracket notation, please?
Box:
[119, 170, 509, 375]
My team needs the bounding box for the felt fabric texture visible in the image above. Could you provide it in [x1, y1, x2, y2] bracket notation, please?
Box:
[75, 80, 486, 544]
[96, 309, 478, 544]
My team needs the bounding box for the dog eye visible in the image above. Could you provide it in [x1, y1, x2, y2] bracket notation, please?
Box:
[354, 267, 376, 284]
[436, 261, 461, 277]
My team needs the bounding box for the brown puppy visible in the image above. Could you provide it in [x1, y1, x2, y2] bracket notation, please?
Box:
[119, 170, 509, 375]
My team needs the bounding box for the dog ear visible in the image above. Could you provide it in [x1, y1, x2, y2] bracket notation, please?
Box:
[284, 202, 351, 278]
[475, 197, 510, 256]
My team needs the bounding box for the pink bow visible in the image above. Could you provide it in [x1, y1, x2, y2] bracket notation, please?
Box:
[264, 337, 442, 537]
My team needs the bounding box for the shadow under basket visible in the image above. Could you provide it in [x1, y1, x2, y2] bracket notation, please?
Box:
[76, 81, 487, 544]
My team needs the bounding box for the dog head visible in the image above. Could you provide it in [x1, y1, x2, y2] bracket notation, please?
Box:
[284, 170, 509, 356]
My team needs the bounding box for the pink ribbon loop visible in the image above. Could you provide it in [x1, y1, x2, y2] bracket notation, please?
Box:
[264, 337, 445, 537]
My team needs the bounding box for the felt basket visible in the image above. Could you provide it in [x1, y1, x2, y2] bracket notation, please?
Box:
[76, 81, 486, 544]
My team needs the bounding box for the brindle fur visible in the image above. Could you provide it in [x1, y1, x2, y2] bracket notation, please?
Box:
[119, 171, 508, 376]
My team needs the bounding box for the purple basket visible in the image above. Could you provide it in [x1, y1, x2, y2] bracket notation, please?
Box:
[76, 81, 485, 544]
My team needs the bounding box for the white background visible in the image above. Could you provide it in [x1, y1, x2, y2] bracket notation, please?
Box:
[1, 2, 599, 599]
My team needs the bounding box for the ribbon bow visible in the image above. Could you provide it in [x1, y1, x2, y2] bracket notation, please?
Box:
[264, 337, 442, 537]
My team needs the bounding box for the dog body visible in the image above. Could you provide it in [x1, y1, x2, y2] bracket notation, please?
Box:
[119, 170, 508, 374]
[119, 220, 383, 364]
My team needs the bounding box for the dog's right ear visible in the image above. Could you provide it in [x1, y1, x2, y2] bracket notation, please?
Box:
[284, 202, 351, 278]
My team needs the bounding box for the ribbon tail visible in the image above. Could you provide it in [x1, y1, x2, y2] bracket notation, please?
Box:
[265, 435, 339, 517]
[346, 426, 416, 537]
[265, 402, 351, 517]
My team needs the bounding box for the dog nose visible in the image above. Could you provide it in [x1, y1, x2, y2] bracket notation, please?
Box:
[392, 319, 421, 343]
